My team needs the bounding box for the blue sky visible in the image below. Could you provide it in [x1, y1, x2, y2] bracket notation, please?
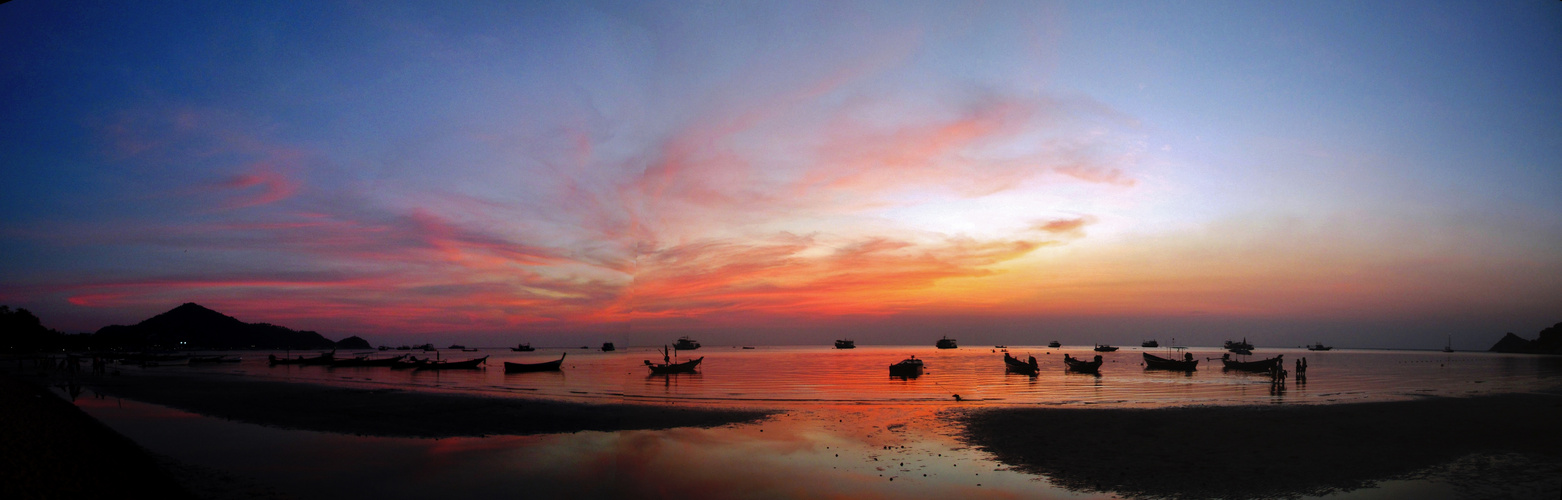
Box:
[2, 1, 1559, 348]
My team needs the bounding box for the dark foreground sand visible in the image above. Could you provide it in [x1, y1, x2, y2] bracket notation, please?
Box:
[78, 371, 776, 438]
[958, 393, 1562, 499]
[0, 372, 195, 499]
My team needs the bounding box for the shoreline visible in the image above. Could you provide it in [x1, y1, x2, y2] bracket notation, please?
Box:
[9, 360, 1562, 499]
[0, 372, 195, 499]
[68, 370, 779, 439]
[957, 391, 1562, 499]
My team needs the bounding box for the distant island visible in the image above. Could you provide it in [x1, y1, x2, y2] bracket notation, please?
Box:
[2, 302, 358, 351]
[1488, 322, 1562, 355]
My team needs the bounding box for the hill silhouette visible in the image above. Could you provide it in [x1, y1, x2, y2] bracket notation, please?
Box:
[92, 303, 338, 350]
[1488, 322, 1562, 354]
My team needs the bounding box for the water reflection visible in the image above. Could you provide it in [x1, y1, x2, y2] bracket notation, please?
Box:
[157, 347, 1562, 408]
[71, 396, 1083, 499]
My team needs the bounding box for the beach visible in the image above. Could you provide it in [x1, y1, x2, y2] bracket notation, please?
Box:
[0, 372, 193, 499]
[6, 354, 1562, 499]
[958, 392, 1562, 499]
[74, 370, 776, 439]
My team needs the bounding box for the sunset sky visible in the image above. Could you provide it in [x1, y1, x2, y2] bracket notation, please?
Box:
[3, 1, 1559, 348]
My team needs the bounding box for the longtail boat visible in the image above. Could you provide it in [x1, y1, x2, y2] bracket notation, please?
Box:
[1221, 354, 1283, 372]
[268, 352, 334, 366]
[646, 346, 702, 374]
[504, 353, 566, 373]
[889, 356, 924, 378]
[416, 355, 489, 370]
[389, 356, 429, 369]
[1143, 352, 1198, 371]
[1003, 352, 1039, 375]
[1063, 354, 1103, 373]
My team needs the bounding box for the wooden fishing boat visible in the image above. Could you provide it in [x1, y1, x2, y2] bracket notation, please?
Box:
[356, 354, 409, 367]
[646, 346, 702, 374]
[1094, 344, 1119, 352]
[835, 339, 856, 349]
[1143, 352, 1198, 371]
[415, 355, 489, 370]
[935, 336, 958, 349]
[389, 356, 430, 369]
[329, 355, 371, 367]
[1003, 352, 1039, 375]
[647, 357, 703, 374]
[511, 343, 535, 352]
[268, 352, 334, 366]
[889, 356, 924, 377]
[504, 353, 565, 373]
[1220, 354, 1283, 372]
[1063, 354, 1103, 373]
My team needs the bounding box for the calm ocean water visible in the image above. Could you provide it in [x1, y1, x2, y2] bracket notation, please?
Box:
[64, 345, 1562, 500]
[157, 345, 1562, 408]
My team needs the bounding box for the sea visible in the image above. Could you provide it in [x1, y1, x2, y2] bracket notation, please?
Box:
[57, 346, 1562, 499]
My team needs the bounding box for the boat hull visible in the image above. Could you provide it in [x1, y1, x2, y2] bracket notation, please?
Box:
[1003, 353, 1039, 375]
[1221, 356, 1283, 372]
[505, 354, 566, 373]
[1143, 353, 1198, 371]
[648, 356, 703, 374]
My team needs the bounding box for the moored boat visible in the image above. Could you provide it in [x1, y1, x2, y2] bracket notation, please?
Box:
[1003, 352, 1039, 376]
[1220, 353, 1283, 372]
[674, 336, 701, 351]
[935, 336, 958, 349]
[601, 342, 616, 352]
[1141, 340, 1159, 348]
[504, 353, 566, 373]
[1306, 343, 1333, 351]
[415, 355, 489, 370]
[1094, 344, 1119, 352]
[1143, 352, 1198, 371]
[646, 345, 702, 374]
[268, 352, 334, 366]
[889, 356, 924, 377]
[835, 339, 856, 349]
[1047, 341, 1061, 348]
[512, 343, 535, 352]
[1063, 354, 1103, 373]
[355, 354, 409, 367]
[389, 356, 430, 369]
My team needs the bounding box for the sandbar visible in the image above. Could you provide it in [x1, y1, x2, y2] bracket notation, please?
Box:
[957, 392, 1562, 499]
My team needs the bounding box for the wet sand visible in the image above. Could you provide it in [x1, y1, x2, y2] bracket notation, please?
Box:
[75, 371, 776, 438]
[0, 372, 194, 499]
[958, 392, 1562, 499]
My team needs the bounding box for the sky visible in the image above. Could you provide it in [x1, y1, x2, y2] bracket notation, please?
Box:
[2, 1, 1559, 349]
